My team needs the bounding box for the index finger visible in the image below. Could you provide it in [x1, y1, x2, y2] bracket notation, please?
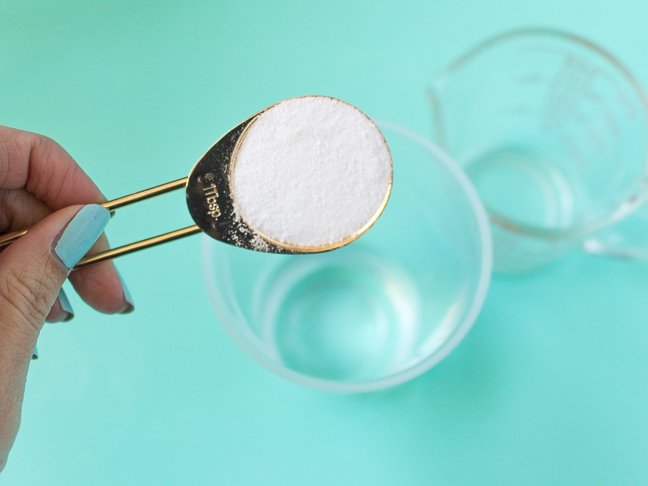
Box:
[0, 125, 104, 208]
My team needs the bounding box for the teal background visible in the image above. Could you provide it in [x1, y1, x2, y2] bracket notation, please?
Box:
[2, 1, 648, 484]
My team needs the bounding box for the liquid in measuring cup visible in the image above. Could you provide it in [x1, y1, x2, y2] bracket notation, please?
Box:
[462, 144, 585, 272]
[251, 248, 468, 382]
[466, 147, 579, 231]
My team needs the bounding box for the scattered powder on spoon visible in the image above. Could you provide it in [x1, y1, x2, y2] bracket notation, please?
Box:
[230, 96, 392, 250]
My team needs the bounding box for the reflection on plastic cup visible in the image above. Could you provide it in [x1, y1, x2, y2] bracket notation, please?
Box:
[429, 28, 648, 272]
[202, 124, 492, 392]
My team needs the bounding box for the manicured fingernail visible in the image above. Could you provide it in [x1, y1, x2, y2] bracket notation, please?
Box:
[32, 346, 39, 360]
[53, 205, 110, 269]
[117, 271, 135, 314]
[57, 289, 75, 322]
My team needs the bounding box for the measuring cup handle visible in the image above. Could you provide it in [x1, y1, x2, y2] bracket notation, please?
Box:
[583, 202, 648, 261]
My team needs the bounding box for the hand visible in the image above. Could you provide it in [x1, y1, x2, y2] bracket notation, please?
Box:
[0, 126, 134, 471]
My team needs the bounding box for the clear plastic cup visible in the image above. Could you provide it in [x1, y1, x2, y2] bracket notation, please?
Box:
[428, 28, 648, 272]
[201, 124, 492, 392]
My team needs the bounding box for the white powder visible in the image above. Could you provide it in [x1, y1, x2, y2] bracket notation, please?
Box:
[231, 96, 392, 249]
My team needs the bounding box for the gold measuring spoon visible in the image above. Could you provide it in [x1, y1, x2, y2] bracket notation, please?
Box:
[0, 96, 392, 268]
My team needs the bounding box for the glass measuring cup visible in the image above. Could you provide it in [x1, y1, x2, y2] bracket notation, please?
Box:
[202, 124, 492, 392]
[428, 28, 648, 272]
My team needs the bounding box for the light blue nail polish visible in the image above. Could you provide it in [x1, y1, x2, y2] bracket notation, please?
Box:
[57, 289, 75, 321]
[117, 271, 135, 314]
[32, 345, 39, 360]
[53, 205, 110, 269]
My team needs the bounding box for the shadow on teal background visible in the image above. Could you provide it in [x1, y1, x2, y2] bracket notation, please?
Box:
[1, 1, 647, 484]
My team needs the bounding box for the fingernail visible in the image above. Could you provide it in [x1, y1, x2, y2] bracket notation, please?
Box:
[117, 271, 135, 314]
[57, 289, 75, 322]
[53, 205, 110, 269]
[32, 345, 39, 360]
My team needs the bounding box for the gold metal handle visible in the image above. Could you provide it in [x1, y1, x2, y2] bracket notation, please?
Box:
[103, 177, 188, 210]
[76, 224, 201, 268]
[0, 177, 200, 269]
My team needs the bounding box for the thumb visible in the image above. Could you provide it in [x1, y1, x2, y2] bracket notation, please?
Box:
[0, 204, 110, 357]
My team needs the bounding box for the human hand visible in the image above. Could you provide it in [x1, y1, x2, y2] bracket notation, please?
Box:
[0, 126, 134, 471]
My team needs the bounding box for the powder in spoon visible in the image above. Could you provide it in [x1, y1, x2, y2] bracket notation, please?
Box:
[231, 96, 392, 250]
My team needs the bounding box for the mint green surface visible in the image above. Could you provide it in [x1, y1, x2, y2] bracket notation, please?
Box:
[2, 1, 648, 484]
